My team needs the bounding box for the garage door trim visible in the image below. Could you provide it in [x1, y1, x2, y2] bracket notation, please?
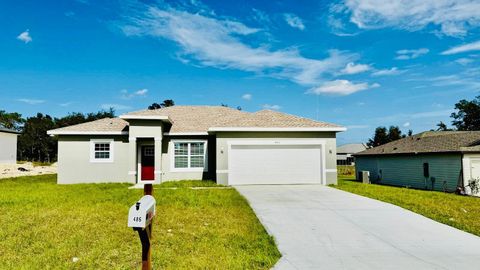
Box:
[227, 139, 326, 185]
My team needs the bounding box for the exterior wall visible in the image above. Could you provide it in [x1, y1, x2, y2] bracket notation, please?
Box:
[461, 153, 480, 196]
[0, 132, 18, 163]
[160, 135, 216, 181]
[127, 120, 164, 183]
[57, 136, 130, 184]
[355, 153, 462, 192]
[215, 132, 338, 185]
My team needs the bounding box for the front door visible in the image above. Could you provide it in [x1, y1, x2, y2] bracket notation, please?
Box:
[141, 146, 155, 181]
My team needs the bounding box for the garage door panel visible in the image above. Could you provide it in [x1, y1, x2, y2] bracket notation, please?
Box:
[229, 144, 323, 185]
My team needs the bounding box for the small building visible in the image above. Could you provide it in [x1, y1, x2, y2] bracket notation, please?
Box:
[47, 106, 345, 185]
[0, 127, 20, 164]
[337, 143, 367, 165]
[355, 131, 480, 194]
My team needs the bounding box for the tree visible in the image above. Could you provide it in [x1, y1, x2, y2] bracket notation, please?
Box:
[367, 126, 405, 147]
[0, 110, 24, 131]
[388, 126, 403, 141]
[367, 127, 389, 147]
[451, 96, 480, 131]
[148, 100, 175, 110]
[18, 113, 56, 162]
[436, 121, 452, 131]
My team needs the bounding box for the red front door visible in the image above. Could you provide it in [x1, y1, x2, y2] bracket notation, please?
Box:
[141, 146, 155, 181]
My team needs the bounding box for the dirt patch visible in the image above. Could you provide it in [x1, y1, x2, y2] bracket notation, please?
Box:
[0, 162, 57, 179]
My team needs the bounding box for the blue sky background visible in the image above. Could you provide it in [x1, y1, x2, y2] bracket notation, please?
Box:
[1, 0, 480, 144]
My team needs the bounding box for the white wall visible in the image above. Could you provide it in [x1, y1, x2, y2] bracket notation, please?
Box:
[57, 136, 130, 184]
[462, 153, 480, 196]
[215, 132, 338, 185]
[0, 132, 18, 164]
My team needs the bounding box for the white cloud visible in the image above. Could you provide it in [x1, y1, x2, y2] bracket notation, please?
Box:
[262, 104, 281, 110]
[441, 40, 480, 55]
[59, 102, 73, 107]
[17, 30, 32, 43]
[17, 98, 44, 105]
[121, 5, 353, 87]
[455, 58, 474, 65]
[308, 80, 380, 96]
[242, 93, 252, 100]
[371, 67, 403, 76]
[340, 62, 370, 74]
[395, 48, 429, 60]
[337, 0, 480, 37]
[101, 104, 132, 111]
[403, 122, 410, 127]
[121, 88, 148, 99]
[284, 13, 305, 30]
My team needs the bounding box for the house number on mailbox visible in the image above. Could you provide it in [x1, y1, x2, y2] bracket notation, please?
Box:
[133, 216, 142, 222]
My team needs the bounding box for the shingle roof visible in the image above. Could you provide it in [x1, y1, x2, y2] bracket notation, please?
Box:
[337, 143, 368, 154]
[355, 131, 480, 156]
[47, 118, 129, 134]
[0, 127, 21, 134]
[125, 106, 343, 133]
[48, 106, 344, 135]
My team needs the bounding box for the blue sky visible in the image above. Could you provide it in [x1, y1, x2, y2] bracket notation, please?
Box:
[1, 0, 480, 144]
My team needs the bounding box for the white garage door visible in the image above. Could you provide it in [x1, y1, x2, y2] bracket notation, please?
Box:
[228, 143, 323, 185]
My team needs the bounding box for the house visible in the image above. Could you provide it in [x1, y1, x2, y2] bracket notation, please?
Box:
[47, 106, 345, 185]
[0, 127, 20, 164]
[355, 131, 480, 194]
[337, 143, 367, 165]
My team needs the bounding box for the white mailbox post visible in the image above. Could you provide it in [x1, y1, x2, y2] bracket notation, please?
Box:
[128, 189, 155, 270]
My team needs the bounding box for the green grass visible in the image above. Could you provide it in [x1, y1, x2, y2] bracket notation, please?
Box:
[157, 180, 222, 188]
[334, 176, 480, 237]
[0, 175, 280, 269]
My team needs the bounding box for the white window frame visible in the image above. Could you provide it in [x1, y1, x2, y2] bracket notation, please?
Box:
[90, 139, 114, 163]
[170, 140, 208, 172]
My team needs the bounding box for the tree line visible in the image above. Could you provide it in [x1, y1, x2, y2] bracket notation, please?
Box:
[0, 100, 175, 162]
[367, 96, 480, 147]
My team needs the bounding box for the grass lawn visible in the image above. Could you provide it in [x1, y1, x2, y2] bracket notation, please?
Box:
[0, 175, 280, 269]
[335, 176, 480, 237]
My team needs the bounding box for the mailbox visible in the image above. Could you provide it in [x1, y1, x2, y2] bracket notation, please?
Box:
[128, 195, 156, 229]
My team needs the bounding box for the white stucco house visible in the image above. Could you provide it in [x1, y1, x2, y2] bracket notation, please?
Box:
[0, 127, 20, 164]
[47, 106, 345, 185]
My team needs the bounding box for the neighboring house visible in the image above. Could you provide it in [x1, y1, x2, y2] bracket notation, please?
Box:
[0, 127, 20, 164]
[355, 131, 480, 194]
[47, 106, 345, 185]
[337, 143, 367, 165]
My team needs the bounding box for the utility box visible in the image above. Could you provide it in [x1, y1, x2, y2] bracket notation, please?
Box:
[128, 195, 156, 229]
[361, 171, 370, 184]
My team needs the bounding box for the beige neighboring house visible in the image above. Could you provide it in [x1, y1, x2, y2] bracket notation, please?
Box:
[47, 106, 345, 185]
[0, 127, 20, 164]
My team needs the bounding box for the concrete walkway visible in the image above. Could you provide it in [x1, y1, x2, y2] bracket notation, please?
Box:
[235, 185, 480, 270]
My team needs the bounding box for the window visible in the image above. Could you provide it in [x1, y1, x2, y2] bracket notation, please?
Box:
[172, 141, 207, 170]
[144, 146, 154, 156]
[90, 139, 114, 162]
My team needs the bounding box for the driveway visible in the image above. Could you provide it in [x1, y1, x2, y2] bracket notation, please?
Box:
[235, 185, 480, 270]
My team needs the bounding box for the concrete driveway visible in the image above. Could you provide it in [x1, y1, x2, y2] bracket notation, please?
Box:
[235, 185, 480, 270]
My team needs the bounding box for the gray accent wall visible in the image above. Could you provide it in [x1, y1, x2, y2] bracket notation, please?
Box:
[0, 132, 18, 164]
[355, 154, 462, 192]
[57, 136, 130, 184]
[215, 132, 338, 185]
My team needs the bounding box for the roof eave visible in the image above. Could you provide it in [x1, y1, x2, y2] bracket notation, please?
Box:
[208, 127, 347, 132]
[47, 131, 129, 135]
[119, 114, 172, 122]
